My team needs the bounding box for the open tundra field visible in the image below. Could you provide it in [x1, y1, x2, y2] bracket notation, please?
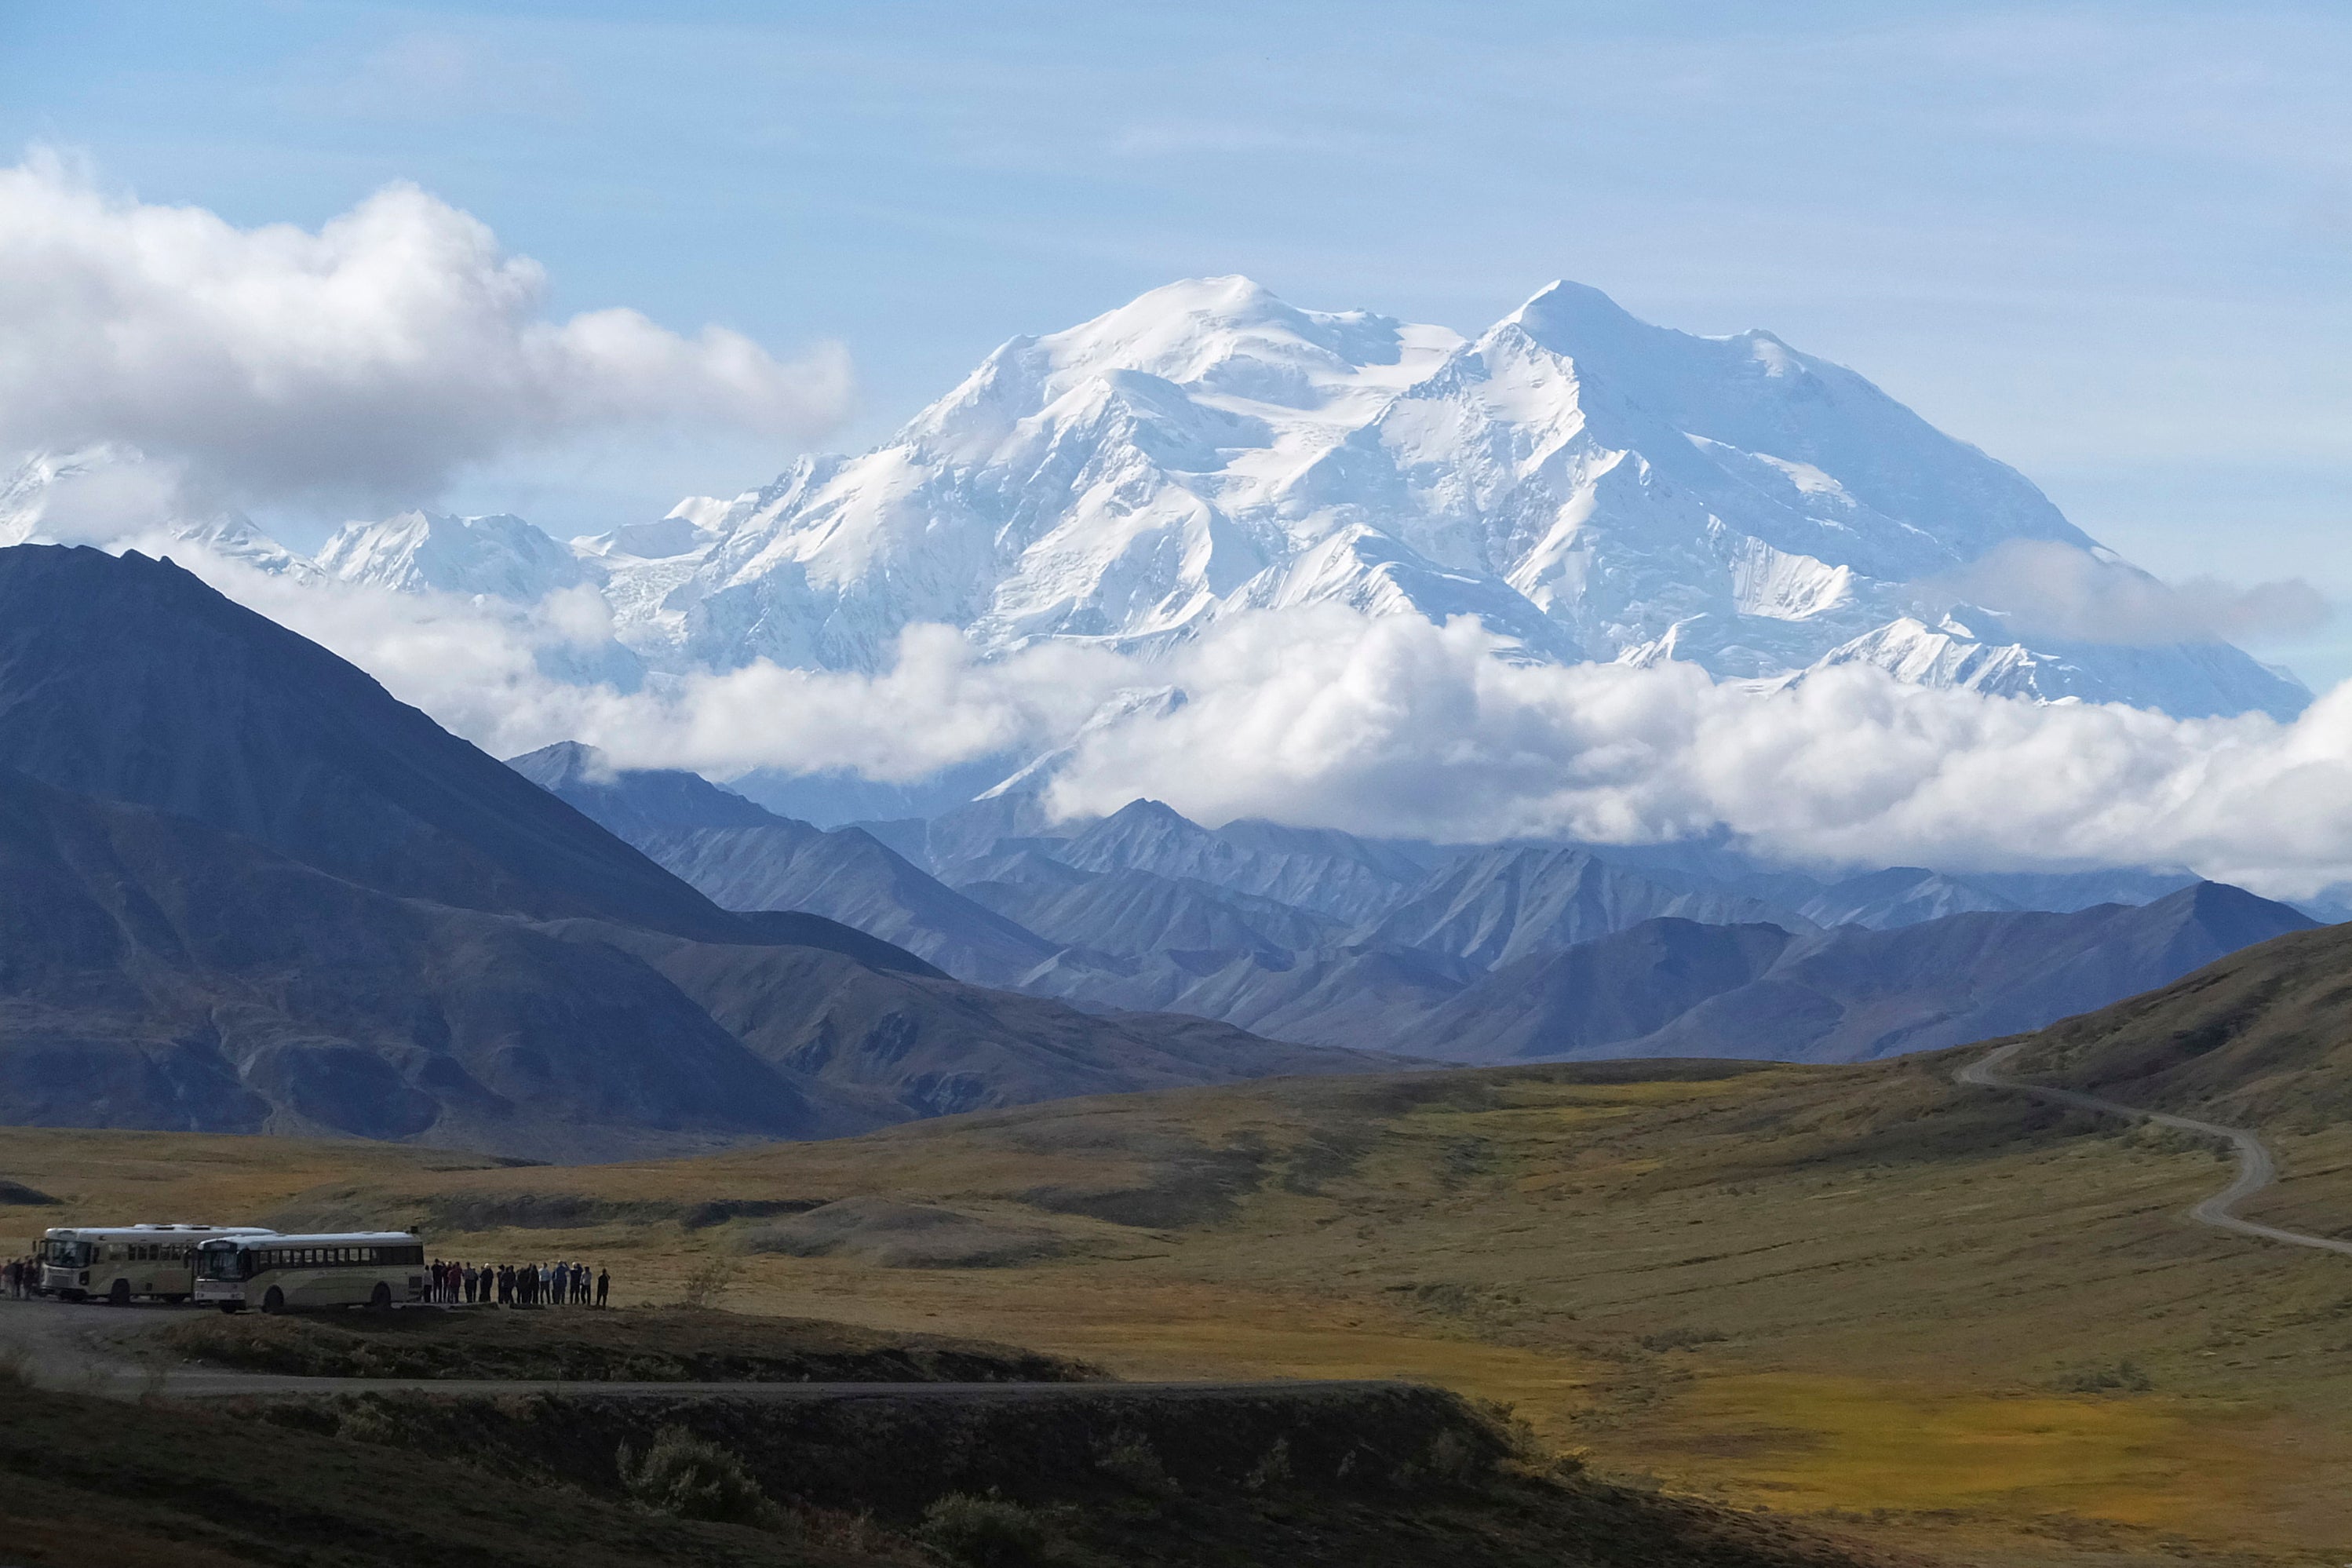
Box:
[9, 1047, 2352, 1567]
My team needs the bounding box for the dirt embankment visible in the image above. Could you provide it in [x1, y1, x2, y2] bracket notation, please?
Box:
[161, 1304, 1099, 1384]
[225, 1381, 1920, 1568]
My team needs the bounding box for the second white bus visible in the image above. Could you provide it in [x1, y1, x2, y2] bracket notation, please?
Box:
[194, 1231, 428, 1313]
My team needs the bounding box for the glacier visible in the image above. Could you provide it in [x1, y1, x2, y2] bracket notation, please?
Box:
[2, 278, 2310, 723]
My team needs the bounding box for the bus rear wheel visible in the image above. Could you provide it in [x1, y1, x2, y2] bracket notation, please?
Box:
[108, 1279, 130, 1307]
[369, 1283, 392, 1310]
[261, 1288, 285, 1315]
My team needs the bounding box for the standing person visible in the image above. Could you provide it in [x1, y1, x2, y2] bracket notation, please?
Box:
[570, 1263, 585, 1305]
[595, 1266, 609, 1309]
[4, 1258, 18, 1300]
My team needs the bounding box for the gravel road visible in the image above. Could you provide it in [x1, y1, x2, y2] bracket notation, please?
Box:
[1958, 1037, 2352, 1258]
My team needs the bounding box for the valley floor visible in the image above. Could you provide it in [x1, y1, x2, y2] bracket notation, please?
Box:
[6, 1052, 2352, 1566]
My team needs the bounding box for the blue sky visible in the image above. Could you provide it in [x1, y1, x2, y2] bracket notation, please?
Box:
[7, 0, 2352, 679]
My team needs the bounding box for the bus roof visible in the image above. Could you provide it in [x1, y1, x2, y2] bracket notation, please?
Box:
[201, 1231, 420, 1248]
[41, 1224, 276, 1240]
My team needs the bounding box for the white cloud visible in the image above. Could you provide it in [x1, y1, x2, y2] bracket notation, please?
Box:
[0, 151, 851, 507]
[1917, 538, 2332, 646]
[138, 540, 2352, 904]
[1038, 608, 2352, 899]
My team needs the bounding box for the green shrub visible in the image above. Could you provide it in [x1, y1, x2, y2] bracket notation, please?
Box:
[917, 1493, 1051, 1566]
[1242, 1435, 1291, 1493]
[1091, 1427, 1178, 1497]
[618, 1427, 770, 1523]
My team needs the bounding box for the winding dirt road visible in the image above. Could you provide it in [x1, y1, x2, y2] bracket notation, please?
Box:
[1958, 1037, 2352, 1258]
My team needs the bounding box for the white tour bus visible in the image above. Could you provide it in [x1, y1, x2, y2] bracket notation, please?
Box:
[195, 1231, 427, 1314]
[38, 1224, 278, 1304]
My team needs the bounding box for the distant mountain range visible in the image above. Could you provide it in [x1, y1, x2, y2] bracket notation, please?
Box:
[0, 545, 1366, 1157]
[5, 277, 2309, 730]
[517, 742, 2319, 1067]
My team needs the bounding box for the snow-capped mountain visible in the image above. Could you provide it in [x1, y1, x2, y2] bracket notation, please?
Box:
[314, 509, 590, 601]
[2, 447, 317, 579]
[580, 275, 2302, 719]
[22, 279, 2309, 723]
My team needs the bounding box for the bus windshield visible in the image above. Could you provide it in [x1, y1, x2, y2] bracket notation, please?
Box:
[197, 1245, 250, 1282]
[41, 1239, 89, 1268]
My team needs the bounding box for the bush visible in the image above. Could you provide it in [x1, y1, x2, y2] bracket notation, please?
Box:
[2053, 1358, 2153, 1395]
[618, 1427, 771, 1524]
[1242, 1435, 1291, 1493]
[1091, 1427, 1178, 1497]
[917, 1493, 1052, 1566]
[1428, 1428, 1486, 1484]
[677, 1256, 741, 1310]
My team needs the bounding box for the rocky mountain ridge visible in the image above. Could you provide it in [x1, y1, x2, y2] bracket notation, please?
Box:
[519, 743, 2320, 1068]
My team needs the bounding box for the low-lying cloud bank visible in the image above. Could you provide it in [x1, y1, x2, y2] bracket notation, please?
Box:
[0, 152, 851, 508]
[160, 542, 2352, 903]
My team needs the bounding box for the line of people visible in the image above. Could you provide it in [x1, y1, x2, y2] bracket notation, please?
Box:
[427, 1258, 607, 1307]
[2, 1257, 34, 1298]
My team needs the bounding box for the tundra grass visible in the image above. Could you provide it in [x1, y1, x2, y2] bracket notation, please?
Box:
[7, 1053, 2352, 1565]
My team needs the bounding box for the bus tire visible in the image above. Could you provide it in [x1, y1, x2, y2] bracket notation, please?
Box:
[369, 1283, 392, 1310]
[261, 1288, 285, 1315]
[219, 1304, 242, 1315]
[108, 1279, 131, 1307]
[164, 1294, 188, 1305]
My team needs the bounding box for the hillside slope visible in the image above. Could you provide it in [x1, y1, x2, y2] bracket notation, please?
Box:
[0, 767, 848, 1155]
[1514, 884, 2317, 1064]
[509, 742, 1061, 986]
[0, 545, 727, 936]
[2008, 916, 2352, 1126]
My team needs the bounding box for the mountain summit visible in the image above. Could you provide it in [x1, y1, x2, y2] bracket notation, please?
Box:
[119, 278, 2309, 721]
[607, 276, 2314, 719]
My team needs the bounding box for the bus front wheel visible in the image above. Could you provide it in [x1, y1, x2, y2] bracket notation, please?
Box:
[261, 1288, 285, 1315]
[218, 1303, 242, 1315]
[108, 1279, 131, 1307]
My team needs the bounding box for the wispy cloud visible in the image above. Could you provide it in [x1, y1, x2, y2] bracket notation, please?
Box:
[1916, 539, 2332, 647]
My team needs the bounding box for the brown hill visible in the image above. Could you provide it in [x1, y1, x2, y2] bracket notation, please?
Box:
[2005, 917, 2352, 1128]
